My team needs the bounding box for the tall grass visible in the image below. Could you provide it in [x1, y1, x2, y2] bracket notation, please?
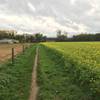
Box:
[37, 45, 87, 100]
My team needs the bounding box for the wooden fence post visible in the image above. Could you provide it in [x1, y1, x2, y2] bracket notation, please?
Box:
[12, 48, 14, 63]
[23, 45, 25, 53]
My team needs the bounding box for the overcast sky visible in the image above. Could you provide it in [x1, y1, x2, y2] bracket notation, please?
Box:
[0, 0, 100, 37]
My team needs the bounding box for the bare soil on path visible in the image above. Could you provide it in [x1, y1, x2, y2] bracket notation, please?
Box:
[29, 47, 39, 100]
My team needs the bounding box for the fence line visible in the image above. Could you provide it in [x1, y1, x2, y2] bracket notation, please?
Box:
[0, 44, 31, 63]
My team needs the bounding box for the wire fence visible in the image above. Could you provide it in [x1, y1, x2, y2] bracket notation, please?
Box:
[0, 44, 31, 64]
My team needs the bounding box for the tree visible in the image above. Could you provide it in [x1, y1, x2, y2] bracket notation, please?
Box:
[57, 30, 62, 38]
[34, 33, 46, 42]
[56, 30, 67, 41]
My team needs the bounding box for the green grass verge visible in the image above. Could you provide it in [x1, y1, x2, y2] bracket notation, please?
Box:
[37, 45, 89, 100]
[0, 45, 36, 100]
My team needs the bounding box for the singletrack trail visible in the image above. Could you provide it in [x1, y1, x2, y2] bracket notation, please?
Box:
[29, 47, 39, 100]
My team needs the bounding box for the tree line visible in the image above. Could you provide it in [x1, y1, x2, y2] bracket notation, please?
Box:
[69, 33, 100, 41]
[56, 30, 100, 42]
[0, 30, 100, 42]
[0, 30, 46, 43]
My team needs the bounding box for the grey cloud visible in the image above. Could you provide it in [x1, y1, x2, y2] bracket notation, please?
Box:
[0, 0, 100, 36]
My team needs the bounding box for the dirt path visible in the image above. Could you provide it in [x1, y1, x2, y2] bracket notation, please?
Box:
[29, 47, 39, 100]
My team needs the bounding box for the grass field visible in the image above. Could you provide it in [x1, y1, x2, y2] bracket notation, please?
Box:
[38, 42, 100, 100]
[0, 42, 100, 100]
[0, 44, 36, 100]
